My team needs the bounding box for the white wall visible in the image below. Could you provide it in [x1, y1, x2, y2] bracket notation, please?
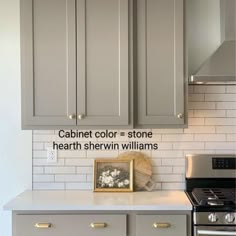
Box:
[0, 0, 32, 235]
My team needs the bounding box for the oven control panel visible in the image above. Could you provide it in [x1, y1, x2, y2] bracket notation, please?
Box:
[212, 158, 236, 169]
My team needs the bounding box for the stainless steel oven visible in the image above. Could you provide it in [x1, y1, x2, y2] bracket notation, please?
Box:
[185, 154, 236, 236]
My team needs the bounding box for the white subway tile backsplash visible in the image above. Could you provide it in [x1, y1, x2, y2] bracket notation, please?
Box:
[189, 102, 216, 110]
[152, 150, 183, 158]
[77, 166, 93, 174]
[183, 150, 215, 155]
[173, 166, 185, 174]
[152, 129, 184, 134]
[34, 183, 64, 190]
[205, 94, 236, 102]
[188, 118, 205, 126]
[33, 175, 54, 182]
[65, 183, 93, 190]
[173, 142, 204, 150]
[194, 110, 226, 118]
[33, 167, 44, 174]
[32, 86, 236, 191]
[152, 166, 172, 174]
[194, 86, 225, 94]
[227, 110, 236, 117]
[154, 174, 184, 182]
[151, 159, 162, 166]
[162, 182, 185, 190]
[194, 134, 226, 142]
[65, 159, 94, 166]
[55, 174, 86, 182]
[216, 126, 236, 133]
[184, 126, 215, 134]
[33, 142, 44, 150]
[205, 118, 236, 126]
[45, 167, 76, 174]
[188, 94, 204, 102]
[205, 142, 236, 150]
[217, 102, 236, 109]
[227, 134, 236, 141]
[162, 134, 193, 142]
[33, 151, 47, 158]
[161, 158, 185, 166]
[86, 150, 119, 158]
[58, 150, 86, 158]
[226, 86, 236, 93]
[33, 158, 64, 166]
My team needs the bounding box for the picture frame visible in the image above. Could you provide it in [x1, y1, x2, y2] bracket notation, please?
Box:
[93, 159, 134, 192]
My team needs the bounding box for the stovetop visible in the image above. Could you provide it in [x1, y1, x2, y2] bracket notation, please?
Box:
[192, 188, 236, 206]
[186, 188, 236, 212]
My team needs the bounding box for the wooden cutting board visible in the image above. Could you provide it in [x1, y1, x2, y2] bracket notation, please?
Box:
[117, 151, 154, 191]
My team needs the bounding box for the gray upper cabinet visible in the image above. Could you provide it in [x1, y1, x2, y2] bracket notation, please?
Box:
[21, 0, 186, 129]
[136, 0, 185, 127]
[21, 0, 77, 127]
[21, 0, 130, 128]
[76, 0, 129, 126]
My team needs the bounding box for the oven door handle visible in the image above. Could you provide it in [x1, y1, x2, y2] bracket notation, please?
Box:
[197, 230, 236, 236]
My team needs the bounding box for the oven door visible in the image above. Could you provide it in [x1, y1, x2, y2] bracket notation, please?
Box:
[195, 226, 236, 236]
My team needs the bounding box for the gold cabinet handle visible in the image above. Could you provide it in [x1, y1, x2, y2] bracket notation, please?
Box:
[78, 114, 85, 120]
[68, 114, 76, 120]
[90, 223, 107, 228]
[153, 223, 171, 228]
[34, 223, 52, 229]
[177, 113, 183, 119]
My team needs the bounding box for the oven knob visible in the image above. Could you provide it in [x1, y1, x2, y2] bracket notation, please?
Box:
[208, 213, 218, 223]
[225, 213, 235, 223]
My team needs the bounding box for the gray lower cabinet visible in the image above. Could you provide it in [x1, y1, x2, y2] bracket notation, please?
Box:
[13, 212, 191, 236]
[21, 0, 129, 128]
[136, 0, 186, 127]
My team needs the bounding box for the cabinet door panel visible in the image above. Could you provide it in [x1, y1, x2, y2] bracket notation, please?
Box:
[77, 0, 129, 125]
[136, 214, 187, 236]
[137, 0, 184, 125]
[21, 0, 76, 126]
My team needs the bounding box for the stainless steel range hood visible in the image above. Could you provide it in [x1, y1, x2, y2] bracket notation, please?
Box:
[189, 0, 236, 85]
[190, 40, 236, 85]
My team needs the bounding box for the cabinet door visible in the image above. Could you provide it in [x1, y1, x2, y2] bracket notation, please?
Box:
[136, 0, 185, 126]
[76, 0, 129, 125]
[21, 0, 76, 127]
[136, 214, 187, 236]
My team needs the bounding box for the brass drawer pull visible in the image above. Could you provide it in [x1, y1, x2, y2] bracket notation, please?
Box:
[90, 223, 107, 228]
[34, 223, 52, 229]
[153, 222, 171, 228]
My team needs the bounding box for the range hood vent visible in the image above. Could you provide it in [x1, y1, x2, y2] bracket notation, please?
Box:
[190, 40, 236, 85]
[189, 0, 236, 85]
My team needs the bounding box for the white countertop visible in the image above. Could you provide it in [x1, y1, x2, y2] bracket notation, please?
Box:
[4, 190, 192, 211]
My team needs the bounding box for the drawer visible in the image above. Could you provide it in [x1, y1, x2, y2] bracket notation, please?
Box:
[136, 214, 187, 236]
[14, 214, 127, 236]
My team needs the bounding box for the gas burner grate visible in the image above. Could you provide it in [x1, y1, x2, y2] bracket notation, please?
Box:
[192, 188, 236, 206]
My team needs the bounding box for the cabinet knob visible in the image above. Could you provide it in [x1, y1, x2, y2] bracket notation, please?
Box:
[68, 114, 76, 120]
[78, 114, 85, 120]
[153, 223, 171, 228]
[34, 223, 52, 229]
[177, 113, 183, 119]
[90, 223, 107, 228]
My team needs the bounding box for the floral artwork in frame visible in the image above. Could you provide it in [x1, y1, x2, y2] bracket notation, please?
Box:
[93, 159, 134, 192]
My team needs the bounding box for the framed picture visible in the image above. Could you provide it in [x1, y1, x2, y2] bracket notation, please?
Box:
[93, 159, 134, 192]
